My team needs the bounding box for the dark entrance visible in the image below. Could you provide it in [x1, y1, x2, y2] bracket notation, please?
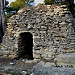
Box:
[18, 32, 33, 59]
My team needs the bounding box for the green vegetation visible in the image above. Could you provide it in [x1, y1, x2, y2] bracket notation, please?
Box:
[5, 70, 10, 74]
[11, 72, 22, 75]
[11, 72, 17, 75]
[10, 0, 30, 12]
[6, 0, 34, 21]
[6, 1, 9, 6]
[44, 0, 55, 5]
[5, 1, 16, 22]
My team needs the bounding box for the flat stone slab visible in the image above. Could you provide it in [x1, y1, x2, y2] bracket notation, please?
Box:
[33, 61, 75, 75]
[56, 53, 75, 65]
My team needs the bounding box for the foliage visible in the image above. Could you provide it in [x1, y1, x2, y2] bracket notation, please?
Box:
[11, 72, 17, 75]
[11, 72, 22, 75]
[6, 1, 9, 6]
[5, 1, 16, 22]
[10, 0, 30, 11]
[6, 7, 14, 12]
[38, 3, 44, 5]
[44, 0, 55, 5]
[5, 1, 11, 14]
[4, 70, 10, 74]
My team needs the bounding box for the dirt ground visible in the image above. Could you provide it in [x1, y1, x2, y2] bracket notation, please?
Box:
[0, 57, 39, 74]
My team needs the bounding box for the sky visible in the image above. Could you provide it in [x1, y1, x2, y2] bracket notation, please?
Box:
[34, 0, 44, 5]
[7, 0, 75, 4]
[6, 0, 44, 6]
[7, 0, 16, 4]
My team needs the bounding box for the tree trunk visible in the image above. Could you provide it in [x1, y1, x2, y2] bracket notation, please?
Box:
[0, 0, 2, 41]
[1, 0, 6, 34]
[0, 16, 3, 42]
[4, 0, 6, 8]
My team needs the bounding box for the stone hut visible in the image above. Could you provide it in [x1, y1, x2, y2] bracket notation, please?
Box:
[1, 5, 75, 60]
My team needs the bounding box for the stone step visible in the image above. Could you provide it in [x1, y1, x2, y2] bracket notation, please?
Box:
[56, 53, 75, 66]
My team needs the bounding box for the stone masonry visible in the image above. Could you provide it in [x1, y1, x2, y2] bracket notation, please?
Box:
[1, 5, 75, 61]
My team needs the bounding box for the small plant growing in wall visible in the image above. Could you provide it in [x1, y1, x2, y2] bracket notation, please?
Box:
[11, 72, 17, 75]
[11, 72, 22, 75]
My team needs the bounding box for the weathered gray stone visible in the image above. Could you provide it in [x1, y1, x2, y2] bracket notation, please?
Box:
[21, 71, 27, 75]
[56, 53, 75, 65]
[1, 5, 75, 63]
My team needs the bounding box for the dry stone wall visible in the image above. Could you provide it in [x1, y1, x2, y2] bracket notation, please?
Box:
[1, 5, 75, 60]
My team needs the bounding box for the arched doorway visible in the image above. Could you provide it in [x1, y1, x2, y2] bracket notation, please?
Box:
[18, 32, 33, 59]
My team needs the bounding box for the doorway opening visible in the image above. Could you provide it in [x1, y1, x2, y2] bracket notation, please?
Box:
[18, 32, 33, 59]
